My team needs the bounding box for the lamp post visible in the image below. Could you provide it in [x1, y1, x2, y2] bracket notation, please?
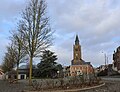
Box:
[103, 52, 106, 66]
[57, 71, 60, 78]
[102, 52, 107, 66]
[63, 64, 65, 78]
[102, 52, 110, 76]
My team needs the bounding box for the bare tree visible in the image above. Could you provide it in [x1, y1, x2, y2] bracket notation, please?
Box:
[11, 30, 27, 81]
[2, 44, 17, 73]
[19, 0, 53, 84]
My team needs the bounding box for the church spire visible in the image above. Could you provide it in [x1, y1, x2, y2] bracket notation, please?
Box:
[75, 35, 79, 45]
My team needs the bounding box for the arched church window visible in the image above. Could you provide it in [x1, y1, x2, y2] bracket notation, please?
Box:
[75, 48, 78, 51]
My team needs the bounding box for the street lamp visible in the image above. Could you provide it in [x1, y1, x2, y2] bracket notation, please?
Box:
[102, 52, 107, 66]
[57, 71, 60, 78]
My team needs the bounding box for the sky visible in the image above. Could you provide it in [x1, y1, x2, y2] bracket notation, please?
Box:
[0, 0, 120, 67]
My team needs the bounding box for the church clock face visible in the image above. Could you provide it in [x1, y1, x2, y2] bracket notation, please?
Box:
[76, 53, 78, 56]
[75, 53, 78, 60]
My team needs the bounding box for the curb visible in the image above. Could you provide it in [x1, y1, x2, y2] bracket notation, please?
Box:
[65, 83, 105, 92]
[24, 83, 105, 92]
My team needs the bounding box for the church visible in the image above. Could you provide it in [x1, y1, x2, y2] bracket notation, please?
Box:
[70, 35, 93, 76]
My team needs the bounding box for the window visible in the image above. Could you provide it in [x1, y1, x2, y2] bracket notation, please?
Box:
[14, 75, 17, 79]
[75, 48, 78, 51]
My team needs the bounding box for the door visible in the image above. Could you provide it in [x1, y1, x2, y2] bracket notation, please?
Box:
[20, 75, 25, 79]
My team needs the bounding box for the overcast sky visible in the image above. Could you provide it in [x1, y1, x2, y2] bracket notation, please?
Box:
[0, 0, 120, 67]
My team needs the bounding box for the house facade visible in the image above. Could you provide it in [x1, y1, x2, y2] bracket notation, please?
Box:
[63, 66, 70, 77]
[113, 46, 120, 73]
[0, 68, 4, 79]
[5, 65, 29, 80]
[5, 70, 27, 80]
[70, 65, 93, 76]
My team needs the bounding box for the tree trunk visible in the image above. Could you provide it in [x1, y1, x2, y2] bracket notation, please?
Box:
[29, 56, 33, 85]
[16, 62, 19, 81]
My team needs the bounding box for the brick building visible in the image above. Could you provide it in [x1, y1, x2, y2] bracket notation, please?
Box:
[0, 66, 4, 79]
[70, 35, 93, 76]
[113, 46, 120, 73]
[0, 69, 4, 79]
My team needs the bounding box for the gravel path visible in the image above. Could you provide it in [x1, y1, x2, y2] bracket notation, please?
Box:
[0, 78, 120, 92]
[0, 80, 29, 92]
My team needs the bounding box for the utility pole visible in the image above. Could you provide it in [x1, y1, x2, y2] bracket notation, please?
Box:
[104, 53, 107, 66]
[102, 52, 107, 66]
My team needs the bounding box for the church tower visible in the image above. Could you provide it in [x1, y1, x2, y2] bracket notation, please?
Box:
[70, 35, 94, 76]
[71, 35, 83, 65]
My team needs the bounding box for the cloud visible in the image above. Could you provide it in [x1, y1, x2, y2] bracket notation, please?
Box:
[0, 35, 10, 63]
[50, 46, 72, 66]
[48, 0, 120, 34]
[47, 0, 120, 66]
[0, 0, 26, 21]
[0, 0, 27, 64]
[0, 0, 120, 67]
[0, 0, 28, 33]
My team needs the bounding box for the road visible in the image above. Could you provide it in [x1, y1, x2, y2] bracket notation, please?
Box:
[79, 77, 120, 92]
[102, 77, 120, 81]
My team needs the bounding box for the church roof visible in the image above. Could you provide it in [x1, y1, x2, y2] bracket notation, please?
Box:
[80, 59, 91, 65]
[71, 59, 92, 66]
[75, 35, 79, 45]
[117, 46, 120, 52]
